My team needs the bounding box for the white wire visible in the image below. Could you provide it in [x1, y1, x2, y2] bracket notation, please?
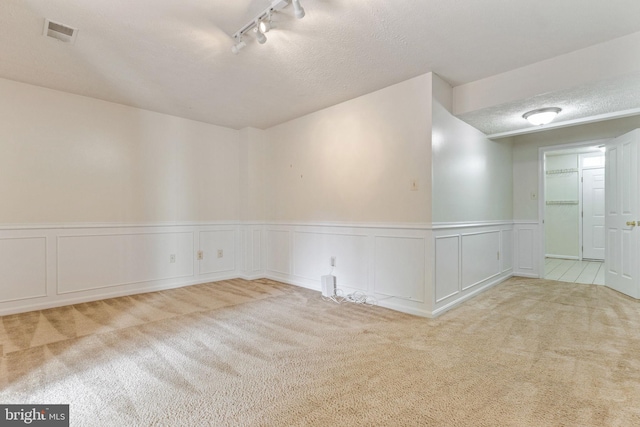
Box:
[322, 288, 377, 306]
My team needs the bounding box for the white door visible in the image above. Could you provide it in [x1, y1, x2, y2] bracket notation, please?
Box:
[605, 129, 640, 298]
[582, 168, 605, 260]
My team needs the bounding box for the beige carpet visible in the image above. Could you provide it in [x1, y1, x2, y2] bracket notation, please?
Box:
[2, 277, 640, 426]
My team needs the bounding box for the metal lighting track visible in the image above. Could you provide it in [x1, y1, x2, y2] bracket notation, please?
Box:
[232, 0, 289, 40]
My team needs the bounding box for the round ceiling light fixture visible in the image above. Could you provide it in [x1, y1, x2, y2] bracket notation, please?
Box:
[522, 107, 562, 126]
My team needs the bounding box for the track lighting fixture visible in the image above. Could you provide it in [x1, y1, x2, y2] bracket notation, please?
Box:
[259, 14, 273, 33]
[259, 20, 271, 33]
[292, 0, 305, 19]
[230, 0, 307, 53]
[254, 27, 267, 44]
[231, 38, 246, 54]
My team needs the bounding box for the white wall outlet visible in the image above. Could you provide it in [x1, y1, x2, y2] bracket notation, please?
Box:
[169, 254, 176, 263]
[410, 179, 419, 191]
[330, 256, 336, 267]
[197, 250, 204, 260]
[217, 249, 223, 258]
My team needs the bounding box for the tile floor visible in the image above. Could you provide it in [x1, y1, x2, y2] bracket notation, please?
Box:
[544, 258, 605, 285]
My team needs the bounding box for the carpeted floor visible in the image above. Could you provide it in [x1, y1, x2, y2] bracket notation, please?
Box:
[2, 277, 640, 426]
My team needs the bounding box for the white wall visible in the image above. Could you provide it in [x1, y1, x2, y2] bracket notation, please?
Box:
[259, 73, 514, 317]
[0, 77, 246, 316]
[0, 77, 240, 225]
[265, 74, 432, 224]
[431, 75, 513, 223]
[239, 127, 267, 221]
[0, 72, 517, 318]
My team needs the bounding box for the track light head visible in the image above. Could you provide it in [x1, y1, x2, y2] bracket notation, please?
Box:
[231, 39, 247, 54]
[230, 0, 306, 54]
[254, 27, 267, 44]
[259, 19, 272, 33]
[292, 0, 305, 19]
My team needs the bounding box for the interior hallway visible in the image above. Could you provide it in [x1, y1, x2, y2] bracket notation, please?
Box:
[545, 258, 605, 285]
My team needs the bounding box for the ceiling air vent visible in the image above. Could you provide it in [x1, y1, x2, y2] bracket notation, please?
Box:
[43, 19, 78, 44]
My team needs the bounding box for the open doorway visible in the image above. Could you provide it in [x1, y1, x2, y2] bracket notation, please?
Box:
[540, 143, 606, 284]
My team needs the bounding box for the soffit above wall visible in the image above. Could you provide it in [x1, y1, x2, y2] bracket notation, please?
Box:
[458, 71, 640, 138]
[454, 32, 640, 139]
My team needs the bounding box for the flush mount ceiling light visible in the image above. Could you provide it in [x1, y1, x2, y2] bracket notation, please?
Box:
[231, 0, 306, 54]
[522, 107, 562, 126]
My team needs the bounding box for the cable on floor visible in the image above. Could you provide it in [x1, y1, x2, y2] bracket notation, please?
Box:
[322, 289, 377, 306]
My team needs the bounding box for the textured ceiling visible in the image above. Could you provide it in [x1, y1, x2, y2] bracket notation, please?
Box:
[2, 0, 640, 130]
[458, 72, 640, 137]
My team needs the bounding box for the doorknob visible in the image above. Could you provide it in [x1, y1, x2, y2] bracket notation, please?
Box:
[627, 221, 637, 227]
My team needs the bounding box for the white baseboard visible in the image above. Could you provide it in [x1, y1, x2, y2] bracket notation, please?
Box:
[238, 274, 266, 281]
[376, 299, 431, 318]
[0, 274, 241, 317]
[514, 273, 541, 279]
[430, 273, 512, 317]
[545, 254, 579, 260]
[264, 273, 432, 317]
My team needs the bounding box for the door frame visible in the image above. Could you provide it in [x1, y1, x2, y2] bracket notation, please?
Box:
[579, 153, 605, 261]
[537, 139, 608, 278]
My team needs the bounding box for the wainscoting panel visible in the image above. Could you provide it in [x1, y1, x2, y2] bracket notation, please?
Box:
[0, 221, 520, 318]
[293, 231, 368, 290]
[199, 229, 236, 275]
[373, 236, 425, 302]
[239, 226, 263, 278]
[0, 237, 47, 303]
[461, 231, 500, 290]
[434, 235, 460, 303]
[253, 229, 262, 272]
[0, 224, 252, 316]
[262, 224, 431, 317]
[501, 229, 513, 272]
[432, 223, 514, 316]
[266, 229, 291, 275]
[514, 222, 540, 278]
[58, 231, 194, 294]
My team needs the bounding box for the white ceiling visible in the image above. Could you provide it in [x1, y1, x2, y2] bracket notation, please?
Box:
[2, 0, 640, 131]
[459, 71, 640, 137]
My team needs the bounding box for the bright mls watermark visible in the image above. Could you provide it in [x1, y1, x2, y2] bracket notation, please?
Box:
[0, 405, 68, 426]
